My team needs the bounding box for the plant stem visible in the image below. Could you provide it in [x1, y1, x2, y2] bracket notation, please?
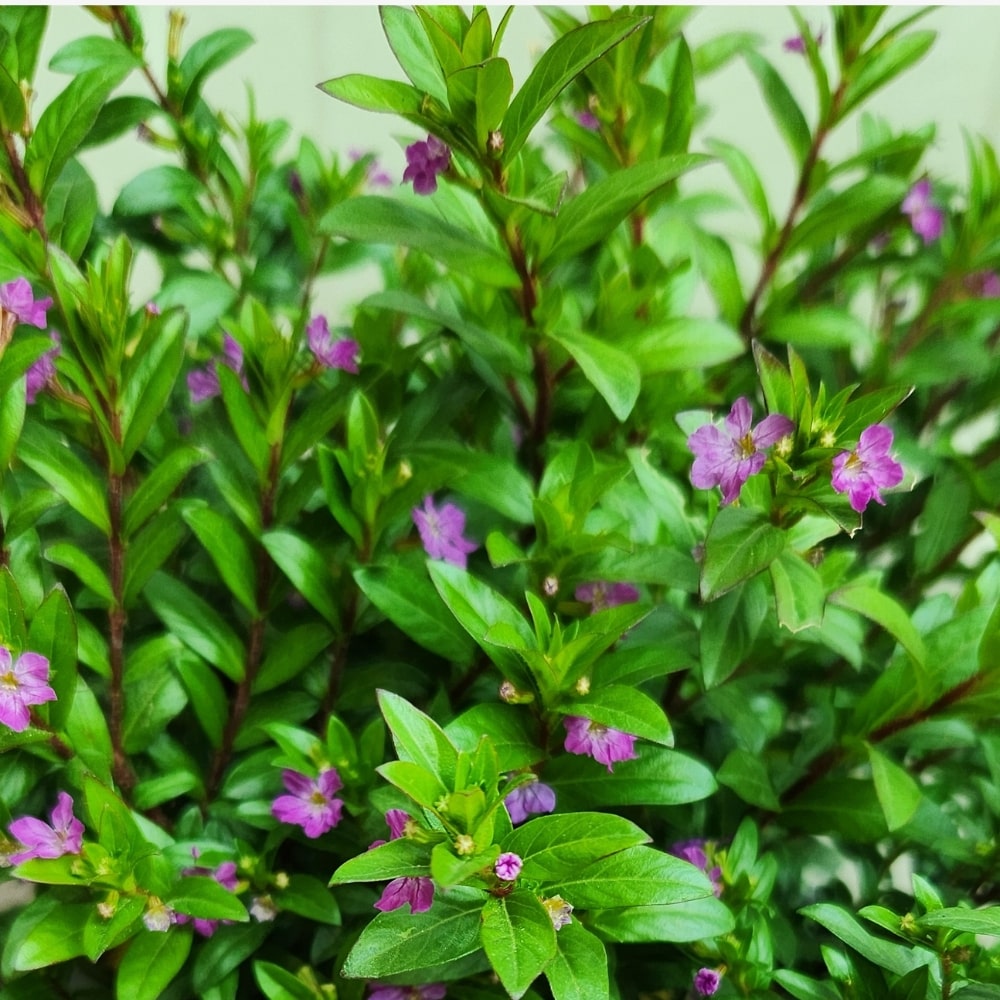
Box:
[207, 442, 281, 798]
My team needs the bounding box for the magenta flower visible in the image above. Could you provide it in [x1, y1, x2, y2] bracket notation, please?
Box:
[494, 852, 522, 881]
[368, 984, 446, 1000]
[669, 839, 723, 897]
[0, 647, 56, 733]
[306, 315, 360, 373]
[374, 875, 434, 914]
[576, 109, 599, 130]
[8, 792, 84, 864]
[967, 270, 1000, 298]
[504, 774, 556, 825]
[783, 27, 823, 52]
[563, 716, 638, 773]
[403, 135, 451, 195]
[0, 278, 52, 329]
[369, 808, 412, 850]
[412, 496, 478, 569]
[271, 767, 344, 838]
[694, 968, 722, 996]
[188, 334, 248, 404]
[902, 179, 944, 244]
[575, 581, 640, 613]
[688, 397, 794, 505]
[25, 331, 61, 404]
[349, 148, 393, 189]
[831, 424, 904, 514]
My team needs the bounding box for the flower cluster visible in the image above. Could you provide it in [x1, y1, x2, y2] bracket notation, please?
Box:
[271, 767, 344, 838]
[403, 135, 451, 195]
[902, 178, 944, 244]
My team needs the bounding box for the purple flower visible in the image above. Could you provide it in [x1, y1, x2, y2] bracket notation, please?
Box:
[369, 808, 412, 850]
[145, 301, 161, 317]
[494, 852, 522, 881]
[25, 330, 60, 404]
[349, 148, 393, 189]
[374, 875, 434, 914]
[831, 424, 904, 514]
[694, 968, 722, 996]
[271, 767, 344, 838]
[575, 581, 639, 613]
[967, 269, 1000, 298]
[8, 792, 84, 864]
[306, 314, 360, 372]
[368, 984, 446, 1000]
[403, 135, 451, 195]
[563, 716, 638, 773]
[504, 774, 556, 825]
[688, 397, 795, 505]
[576, 110, 599, 131]
[0, 647, 56, 733]
[783, 27, 823, 53]
[669, 839, 723, 897]
[188, 334, 248, 404]
[0, 278, 52, 330]
[902, 179, 944, 244]
[412, 496, 478, 569]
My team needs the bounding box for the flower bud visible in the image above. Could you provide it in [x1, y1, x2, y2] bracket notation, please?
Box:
[454, 834, 475, 856]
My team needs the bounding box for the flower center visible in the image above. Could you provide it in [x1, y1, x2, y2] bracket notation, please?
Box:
[737, 432, 756, 458]
[309, 791, 328, 807]
[0, 669, 18, 690]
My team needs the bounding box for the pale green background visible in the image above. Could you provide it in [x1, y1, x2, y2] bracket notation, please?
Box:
[29, 6, 1000, 308]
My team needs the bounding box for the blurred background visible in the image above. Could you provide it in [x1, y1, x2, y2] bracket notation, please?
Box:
[29, 6, 1000, 311]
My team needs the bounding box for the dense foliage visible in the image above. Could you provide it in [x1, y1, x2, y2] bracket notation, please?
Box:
[1, 5, 999, 999]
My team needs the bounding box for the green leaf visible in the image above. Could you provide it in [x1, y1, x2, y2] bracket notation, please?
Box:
[166, 877, 249, 922]
[0, 6, 48, 81]
[115, 928, 193, 1000]
[867, 745, 921, 832]
[557, 846, 713, 909]
[24, 65, 130, 198]
[743, 49, 810, 165]
[191, 923, 270, 994]
[446, 704, 542, 771]
[622, 317, 744, 374]
[144, 572, 245, 681]
[503, 812, 649, 881]
[45, 542, 113, 604]
[586, 894, 734, 943]
[177, 27, 254, 113]
[380, 5, 449, 105]
[7, 898, 91, 971]
[700, 506, 786, 601]
[557, 685, 672, 746]
[355, 563, 475, 665]
[273, 874, 340, 926]
[44, 156, 98, 260]
[49, 35, 142, 76]
[173, 653, 226, 747]
[114, 164, 203, 217]
[253, 961, 321, 1000]
[918, 907, 1000, 937]
[122, 510, 188, 606]
[546, 746, 716, 808]
[764, 308, 872, 350]
[261, 529, 339, 627]
[771, 970, 841, 1000]
[800, 903, 924, 976]
[545, 920, 608, 1000]
[323, 196, 519, 288]
[482, 893, 557, 999]
[378, 689, 459, 786]
[183, 503, 258, 615]
[548, 328, 640, 421]
[330, 837, 431, 885]
[124, 444, 208, 535]
[64, 676, 113, 782]
[501, 14, 648, 162]
[218, 363, 268, 479]
[427, 560, 535, 686]
[842, 30, 936, 115]
[717, 747, 780, 810]
[318, 73, 424, 116]
[26, 585, 77, 731]
[706, 138, 772, 230]
[830, 584, 926, 666]
[544, 155, 708, 266]
[18, 422, 110, 535]
[770, 549, 825, 632]
[341, 888, 485, 978]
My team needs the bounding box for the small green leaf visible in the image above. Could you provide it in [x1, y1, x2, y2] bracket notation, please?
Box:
[49, 35, 142, 76]
[330, 837, 431, 885]
[622, 317, 744, 374]
[176, 27, 254, 114]
[166, 877, 249, 922]
[743, 49, 810, 165]
[700, 506, 786, 601]
[545, 920, 609, 1000]
[378, 689, 459, 786]
[183, 504, 258, 615]
[319, 73, 424, 116]
[717, 747, 780, 810]
[380, 6, 449, 105]
[587, 894, 734, 943]
[261, 529, 339, 627]
[831, 584, 926, 666]
[867, 745, 921, 832]
[323, 197, 519, 288]
[548, 329, 640, 422]
[800, 903, 923, 976]
[558, 685, 672, 746]
[770, 549, 825, 633]
[917, 906, 1000, 937]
